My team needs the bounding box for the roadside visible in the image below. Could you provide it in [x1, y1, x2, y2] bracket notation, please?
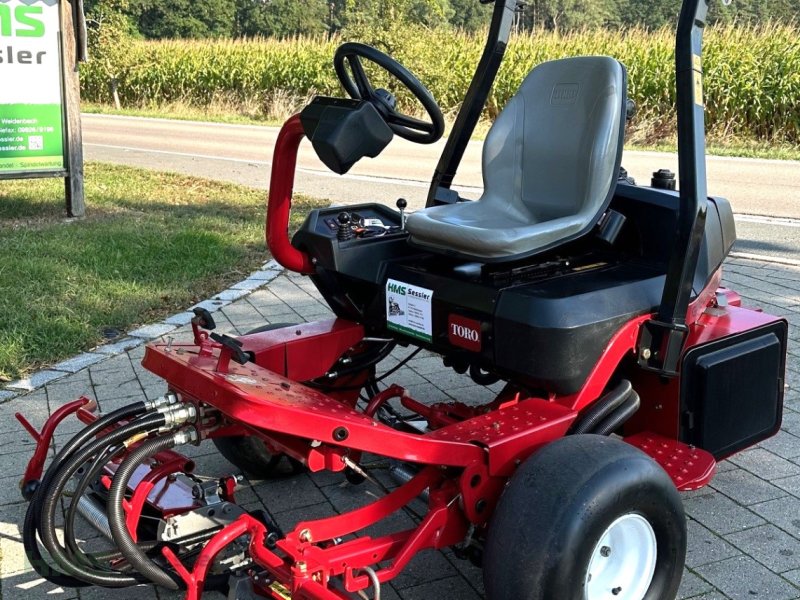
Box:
[82, 104, 800, 163]
[0, 163, 325, 381]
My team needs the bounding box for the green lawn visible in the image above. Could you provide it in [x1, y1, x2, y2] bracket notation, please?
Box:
[0, 163, 326, 381]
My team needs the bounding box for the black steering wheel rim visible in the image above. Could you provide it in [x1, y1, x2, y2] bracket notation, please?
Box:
[334, 42, 445, 145]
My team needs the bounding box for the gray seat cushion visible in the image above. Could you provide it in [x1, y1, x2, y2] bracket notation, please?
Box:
[406, 56, 627, 261]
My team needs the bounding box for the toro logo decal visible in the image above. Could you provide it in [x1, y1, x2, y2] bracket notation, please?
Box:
[448, 315, 482, 352]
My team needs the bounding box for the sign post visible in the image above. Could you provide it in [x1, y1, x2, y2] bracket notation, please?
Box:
[0, 0, 85, 217]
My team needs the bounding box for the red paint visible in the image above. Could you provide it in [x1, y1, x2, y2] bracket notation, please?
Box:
[625, 431, 716, 490]
[447, 314, 482, 351]
[126, 457, 187, 542]
[17, 396, 94, 489]
[267, 115, 315, 274]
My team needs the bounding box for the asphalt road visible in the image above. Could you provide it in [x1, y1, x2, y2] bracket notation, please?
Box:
[82, 114, 800, 263]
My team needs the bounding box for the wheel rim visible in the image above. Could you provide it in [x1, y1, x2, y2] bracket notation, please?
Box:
[584, 513, 657, 600]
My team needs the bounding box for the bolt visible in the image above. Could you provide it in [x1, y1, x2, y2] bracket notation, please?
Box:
[297, 561, 308, 574]
[299, 528, 313, 543]
[641, 348, 652, 360]
[600, 546, 611, 557]
[612, 587, 622, 595]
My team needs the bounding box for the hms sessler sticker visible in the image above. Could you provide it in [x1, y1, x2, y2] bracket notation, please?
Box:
[386, 279, 433, 343]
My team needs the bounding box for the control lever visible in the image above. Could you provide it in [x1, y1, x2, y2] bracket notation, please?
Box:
[192, 307, 216, 330]
[210, 332, 250, 365]
[396, 198, 407, 231]
[337, 212, 354, 241]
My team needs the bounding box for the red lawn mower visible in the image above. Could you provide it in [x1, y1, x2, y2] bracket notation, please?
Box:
[19, 1, 788, 599]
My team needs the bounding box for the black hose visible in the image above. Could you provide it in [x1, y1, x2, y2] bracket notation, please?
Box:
[23, 402, 148, 587]
[593, 392, 641, 436]
[107, 433, 182, 590]
[569, 380, 633, 435]
[39, 413, 166, 588]
[65, 444, 126, 568]
[336, 341, 396, 378]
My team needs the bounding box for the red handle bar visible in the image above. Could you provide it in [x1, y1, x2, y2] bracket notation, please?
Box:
[267, 115, 315, 274]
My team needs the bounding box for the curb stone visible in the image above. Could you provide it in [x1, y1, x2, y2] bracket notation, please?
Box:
[1, 260, 283, 401]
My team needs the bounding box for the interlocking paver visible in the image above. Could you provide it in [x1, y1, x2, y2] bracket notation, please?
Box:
[1, 258, 799, 599]
[678, 569, 716, 599]
[686, 520, 741, 568]
[684, 490, 766, 535]
[695, 555, 800, 600]
[710, 468, 787, 506]
[729, 447, 800, 480]
[726, 524, 800, 573]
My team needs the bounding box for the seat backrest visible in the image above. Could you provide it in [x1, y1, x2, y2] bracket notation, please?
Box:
[482, 56, 627, 223]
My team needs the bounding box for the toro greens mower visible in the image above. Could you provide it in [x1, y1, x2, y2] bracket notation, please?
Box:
[18, 1, 788, 599]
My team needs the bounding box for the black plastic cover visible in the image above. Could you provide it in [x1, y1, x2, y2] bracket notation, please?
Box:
[300, 97, 393, 175]
[680, 321, 787, 459]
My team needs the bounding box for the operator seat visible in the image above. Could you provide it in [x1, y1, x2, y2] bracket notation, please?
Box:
[406, 56, 627, 261]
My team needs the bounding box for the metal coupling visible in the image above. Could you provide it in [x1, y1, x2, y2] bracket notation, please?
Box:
[144, 392, 180, 411]
[172, 428, 199, 446]
[158, 403, 198, 431]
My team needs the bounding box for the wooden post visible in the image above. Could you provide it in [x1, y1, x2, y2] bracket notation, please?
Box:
[61, 0, 85, 218]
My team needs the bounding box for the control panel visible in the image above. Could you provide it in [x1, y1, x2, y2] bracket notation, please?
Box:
[292, 201, 419, 282]
[310, 201, 406, 241]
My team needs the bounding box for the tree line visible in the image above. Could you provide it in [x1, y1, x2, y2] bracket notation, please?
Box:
[86, 0, 800, 39]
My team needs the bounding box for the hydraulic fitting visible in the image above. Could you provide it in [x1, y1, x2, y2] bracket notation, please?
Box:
[144, 392, 180, 411]
[158, 403, 198, 432]
[173, 428, 199, 446]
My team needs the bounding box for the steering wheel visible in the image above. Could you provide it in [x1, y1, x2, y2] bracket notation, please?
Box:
[334, 42, 445, 145]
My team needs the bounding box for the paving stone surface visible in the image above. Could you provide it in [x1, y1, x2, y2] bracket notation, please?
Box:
[1, 257, 800, 599]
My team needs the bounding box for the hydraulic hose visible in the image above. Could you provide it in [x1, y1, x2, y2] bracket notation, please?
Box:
[38, 412, 167, 588]
[569, 380, 633, 435]
[65, 444, 126, 567]
[107, 433, 184, 590]
[24, 401, 149, 587]
[593, 392, 641, 436]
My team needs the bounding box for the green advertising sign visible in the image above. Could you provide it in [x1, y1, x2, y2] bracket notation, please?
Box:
[0, 0, 65, 175]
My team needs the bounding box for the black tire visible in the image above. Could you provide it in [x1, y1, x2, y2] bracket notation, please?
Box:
[212, 323, 305, 479]
[483, 435, 686, 600]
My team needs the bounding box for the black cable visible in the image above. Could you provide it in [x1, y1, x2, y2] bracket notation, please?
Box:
[374, 347, 422, 383]
[39, 413, 166, 588]
[23, 402, 148, 588]
[310, 347, 424, 394]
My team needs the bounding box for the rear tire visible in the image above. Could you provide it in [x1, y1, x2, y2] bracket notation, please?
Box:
[212, 323, 305, 479]
[483, 435, 686, 600]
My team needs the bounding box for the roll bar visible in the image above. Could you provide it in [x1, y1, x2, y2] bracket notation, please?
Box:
[426, 0, 517, 207]
[638, 0, 710, 375]
[428, 0, 712, 375]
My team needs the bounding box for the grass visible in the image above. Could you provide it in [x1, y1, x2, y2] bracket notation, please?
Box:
[0, 163, 326, 381]
[81, 101, 285, 127]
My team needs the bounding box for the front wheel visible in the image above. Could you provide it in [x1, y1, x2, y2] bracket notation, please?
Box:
[212, 323, 304, 479]
[483, 435, 686, 600]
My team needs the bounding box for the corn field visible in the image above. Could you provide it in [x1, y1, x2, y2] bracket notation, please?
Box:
[80, 24, 800, 144]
